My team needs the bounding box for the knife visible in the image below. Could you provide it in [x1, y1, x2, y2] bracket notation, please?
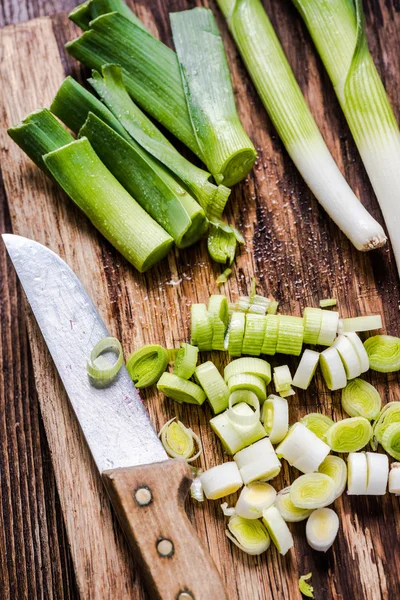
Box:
[3, 234, 227, 600]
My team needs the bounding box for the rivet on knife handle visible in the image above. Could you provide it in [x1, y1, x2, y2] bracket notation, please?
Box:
[102, 459, 227, 600]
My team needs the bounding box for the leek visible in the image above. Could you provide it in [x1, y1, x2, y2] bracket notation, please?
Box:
[224, 357, 271, 384]
[170, 7, 256, 186]
[87, 336, 123, 383]
[157, 372, 206, 405]
[303, 307, 322, 345]
[276, 316, 304, 356]
[241, 314, 267, 356]
[126, 344, 168, 388]
[299, 573, 314, 598]
[261, 395, 289, 444]
[226, 515, 270, 555]
[326, 417, 372, 452]
[208, 295, 229, 351]
[292, 0, 400, 271]
[292, 349, 320, 390]
[207, 221, 241, 265]
[381, 423, 400, 461]
[235, 482, 276, 519]
[341, 378, 382, 420]
[88, 65, 230, 219]
[341, 315, 382, 333]
[210, 402, 266, 455]
[217, 0, 386, 251]
[365, 452, 388, 495]
[317, 310, 339, 346]
[43, 138, 173, 272]
[173, 343, 198, 379]
[306, 508, 339, 552]
[276, 423, 330, 473]
[347, 452, 368, 494]
[273, 365, 292, 394]
[79, 113, 208, 248]
[190, 304, 213, 351]
[275, 487, 313, 523]
[389, 463, 400, 495]
[69, 0, 146, 31]
[290, 473, 336, 509]
[364, 335, 400, 373]
[262, 506, 294, 555]
[332, 334, 362, 380]
[228, 391, 260, 428]
[343, 332, 370, 373]
[318, 456, 347, 499]
[320, 299, 337, 308]
[227, 373, 266, 402]
[216, 268, 232, 285]
[372, 402, 400, 450]
[300, 413, 334, 440]
[227, 312, 246, 357]
[195, 362, 229, 414]
[234, 438, 281, 484]
[199, 462, 243, 499]
[261, 314, 279, 355]
[320, 347, 347, 391]
[159, 418, 202, 463]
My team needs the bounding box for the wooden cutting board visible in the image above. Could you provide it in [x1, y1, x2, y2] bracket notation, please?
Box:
[0, 2, 400, 598]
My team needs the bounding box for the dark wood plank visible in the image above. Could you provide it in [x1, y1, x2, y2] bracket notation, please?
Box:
[0, 1, 400, 599]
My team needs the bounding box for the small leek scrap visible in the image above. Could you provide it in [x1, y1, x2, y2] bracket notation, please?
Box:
[43, 138, 173, 272]
[126, 344, 168, 388]
[87, 336, 123, 384]
[170, 7, 256, 186]
[207, 220, 244, 265]
[299, 573, 314, 598]
[216, 268, 232, 285]
[226, 514, 270, 555]
[158, 418, 202, 462]
[293, 0, 400, 273]
[69, 0, 146, 31]
[217, 0, 386, 251]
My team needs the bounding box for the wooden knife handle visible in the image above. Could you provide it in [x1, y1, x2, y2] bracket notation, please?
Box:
[102, 459, 227, 600]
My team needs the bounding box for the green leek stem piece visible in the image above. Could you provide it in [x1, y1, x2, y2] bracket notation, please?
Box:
[69, 1, 93, 30]
[372, 402, 400, 450]
[170, 8, 256, 186]
[228, 373, 267, 403]
[299, 573, 314, 599]
[195, 362, 229, 414]
[303, 307, 322, 345]
[88, 65, 230, 219]
[290, 473, 336, 509]
[293, 0, 400, 270]
[190, 303, 213, 351]
[261, 314, 279, 355]
[210, 402, 266, 455]
[79, 112, 207, 248]
[382, 424, 400, 461]
[300, 413, 334, 440]
[217, 0, 386, 251]
[43, 138, 173, 271]
[226, 515, 270, 555]
[69, 0, 146, 31]
[159, 417, 202, 462]
[173, 343, 198, 379]
[276, 315, 304, 356]
[87, 336, 123, 383]
[242, 314, 266, 356]
[364, 335, 400, 373]
[320, 298, 337, 308]
[228, 311, 246, 357]
[157, 372, 206, 405]
[268, 301, 279, 315]
[66, 11, 200, 156]
[207, 221, 241, 265]
[341, 378, 382, 420]
[208, 295, 229, 351]
[126, 344, 168, 388]
[8, 109, 74, 176]
[325, 416, 372, 452]
[216, 268, 232, 285]
[224, 357, 271, 384]
[50, 76, 131, 140]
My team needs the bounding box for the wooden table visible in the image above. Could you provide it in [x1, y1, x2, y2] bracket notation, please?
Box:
[1, 1, 399, 599]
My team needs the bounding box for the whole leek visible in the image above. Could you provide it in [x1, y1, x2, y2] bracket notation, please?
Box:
[217, 0, 386, 251]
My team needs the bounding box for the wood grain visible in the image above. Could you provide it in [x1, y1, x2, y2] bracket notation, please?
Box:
[0, 1, 399, 599]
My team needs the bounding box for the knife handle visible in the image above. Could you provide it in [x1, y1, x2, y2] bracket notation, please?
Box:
[102, 459, 227, 600]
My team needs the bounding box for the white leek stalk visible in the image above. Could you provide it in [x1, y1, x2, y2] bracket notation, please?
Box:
[318, 456, 347, 499]
[341, 315, 382, 333]
[388, 462, 400, 495]
[276, 423, 330, 473]
[261, 395, 289, 444]
[275, 487, 313, 522]
[317, 311, 339, 346]
[292, 349, 320, 390]
[210, 402, 266, 455]
[347, 452, 368, 495]
[332, 334, 362, 380]
[273, 365, 292, 393]
[365, 452, 388, 495]
[234, 438, 281, 484]
[306, 508, 339, 552]
[216, 0, 386, 251]
[235, 482, 276, 519]
[200, 462, 243, 499]
[290, 473, 336, 509]
[226, 515, 270, 555]
[343, 332, 370, 373]
[319, 347, 347, 391]
[262, 506, 294, 555]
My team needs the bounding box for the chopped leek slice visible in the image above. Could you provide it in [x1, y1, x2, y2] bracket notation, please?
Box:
[267, 300, 279, 315]
[389, 462, 400, 495]
[275, 487, 313, 522]
[216, 268, 232, 285]
[261, 314, 279, 356]
[217, 0, 386, 251]
[372, 402, 400, 450]
[173, 343, 198, 379]
[43, 138, 173, 272]
[224, 357, 272, 384]
[273, 365, 292, 393]
[347, 452, 368, 495]
[365, 452, 388, 495]
[195, 362, 229, 414]
[364, 335, 400, 373]
[381, 423, 400, 461]
[159, 418, 202, 462]
[87, 336, 123, 383]
[210, 402, 266, 455]
[342, 315, 382, 333]
[299, 573, 314, 598]
[228, 373, 267, 402]
[190, 474, 204, 502]
[262, 506, 294, 555]
[126, 344, 168, 388]
[344, 332, 370, 373]
[234, 438, 281, 484]
[306, 508, 339, 552]
[300, 413, 334, 440]
[317, 310, 339, 346]
[157, 372, 206, 405]
[319, 347, 347, 391]
[69, 0, 146, 31]
[235, 482, 276, 519]
[228, 311, 246, 357]
[303, 307, 322, 345]
[341, 379, 382, 420]
[170, 7, 256, 186]
[326, 417, 372, 453]
[208, 295, 229, 351]
[276, 315, 304, 356]
[207, 221, 239, 265]
[290, 473, 336, 509]
[200, 462, 243, 499]
[228, 391, 260, 428]
[190, 303, 213, 351]
[226, 515, 270, 555]
[332, 334, 362, 380]
[318, 456, 347, 499]
[242, 314, 267, 356]
[261, 395, 289, 444]
[319, 299, 336, 308]
[292, 349, 319, 389]
[221, 502, 236, 517]
[276, 423, 330, 473]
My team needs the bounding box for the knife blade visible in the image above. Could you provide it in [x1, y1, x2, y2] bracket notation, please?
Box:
[3, 234, 227, 600]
